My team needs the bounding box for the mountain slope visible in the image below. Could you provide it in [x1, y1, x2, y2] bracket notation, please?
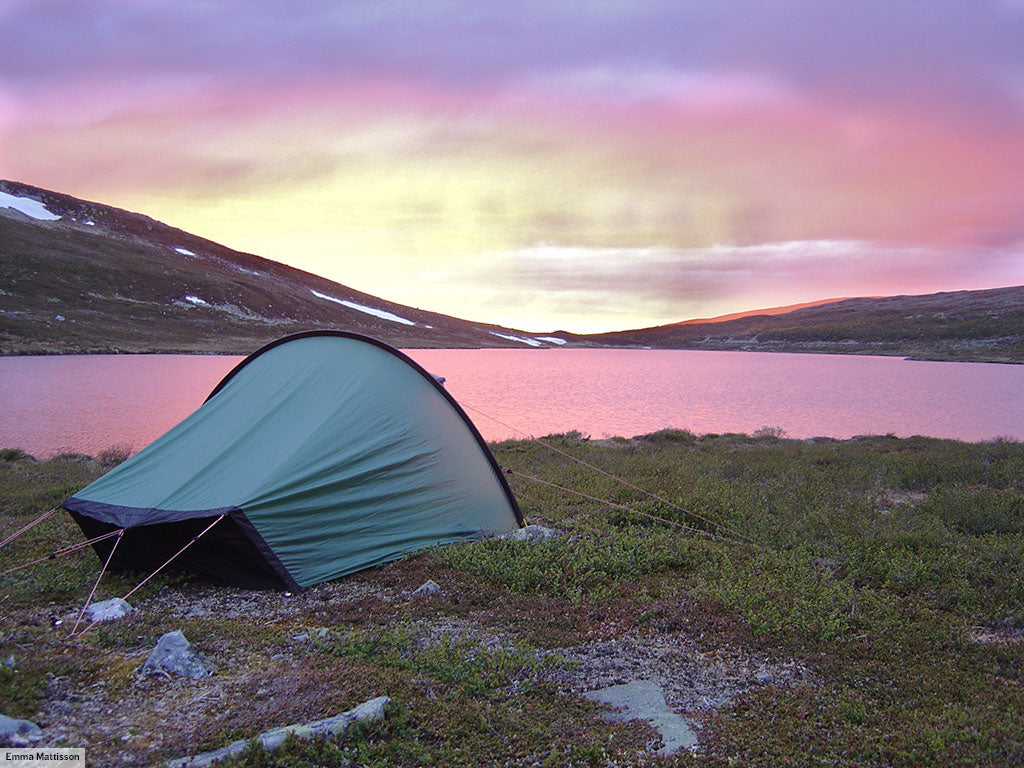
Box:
[572, 286, 1024, 363]
[3, 180, 1021, 362]
[0, 181, 569, 354]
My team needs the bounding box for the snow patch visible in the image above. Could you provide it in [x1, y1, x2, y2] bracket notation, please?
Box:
[490, 332, 543, 347]
[0, 191, 61, 221]
[184, 295, 208, 306]
[536, 336, 567, 345]
[174, 247, 196, 256]
[310, 290, 417, 326]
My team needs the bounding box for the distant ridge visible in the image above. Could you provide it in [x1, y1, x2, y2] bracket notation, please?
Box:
[668, 297, 857, 326]
[572, 286, 1024, 363]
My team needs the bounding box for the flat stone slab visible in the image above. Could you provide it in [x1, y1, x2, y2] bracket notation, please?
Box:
[583, 680, 698, 754]
[411, 579, 443, 597]
[500, 524, 558, 542]
[85, 597, 132, 622]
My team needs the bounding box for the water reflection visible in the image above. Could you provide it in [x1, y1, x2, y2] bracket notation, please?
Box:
[1, 349, 1021, 458]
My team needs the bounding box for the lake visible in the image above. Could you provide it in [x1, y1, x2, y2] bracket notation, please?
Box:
[1, 349, 1022, 458]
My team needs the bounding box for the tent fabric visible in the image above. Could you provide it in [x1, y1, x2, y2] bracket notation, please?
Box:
[63, 331, 522, 589]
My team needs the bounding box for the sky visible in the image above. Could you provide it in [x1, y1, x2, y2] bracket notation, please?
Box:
[1, 1, 1023, 333]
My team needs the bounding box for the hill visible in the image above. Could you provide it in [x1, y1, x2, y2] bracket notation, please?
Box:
[572, 287, 1024, 363]
[3, 180, 1021, 362]
[0, 181, 569, 354]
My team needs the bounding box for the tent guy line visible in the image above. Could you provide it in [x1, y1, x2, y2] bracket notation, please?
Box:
[0, 528, 124, 577]
[70, 527, 124, 635]
[459, 402, 754, 544]
[0, 506, 58, 549]
[504, 468, 751, 547]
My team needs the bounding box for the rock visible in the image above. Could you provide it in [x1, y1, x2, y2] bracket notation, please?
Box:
[139, 631, 213, 680]
[85, 597, 132, 622]
[754, 670, 774, 685]
[411, 580, 443, 597]
[0, 713, 43, 747]
[583, 680, 698, 754]
[501, 525, 558, 542]
[289, 627, 331, 643]
[166, 695, 390, 767]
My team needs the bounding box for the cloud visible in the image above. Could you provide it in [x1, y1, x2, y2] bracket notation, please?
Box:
[472, 240, 1024, 330]
[525, 67, 798, 111]
[3, 1, 1022, 334]
[2, 1, 1022, 122]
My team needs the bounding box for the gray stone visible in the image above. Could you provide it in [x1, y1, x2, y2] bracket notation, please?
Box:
[140, 631, 212, 680]
[583, 680, 698, 754]
[0, 713, 43, 746]
[289, 627, 331, 643]
[85, 597, 132, 622]
[166, 695, 390, 767]
[501, 524, 558, 542]
[411, 579, 443, 597]
[754, 670, 774, 685]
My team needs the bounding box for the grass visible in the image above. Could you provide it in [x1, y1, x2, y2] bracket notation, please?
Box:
[1, 433, 1024, 766]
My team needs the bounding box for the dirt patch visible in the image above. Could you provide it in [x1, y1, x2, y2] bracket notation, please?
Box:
[970, 626, 1024, 644]
[5, 574, 813, 765]
[540, 633, 812, 738]
[875, 488, 929, 513]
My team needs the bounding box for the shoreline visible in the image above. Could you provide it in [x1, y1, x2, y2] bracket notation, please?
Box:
[3, 430, 1020, 467]
[1, 344, 1020, 365]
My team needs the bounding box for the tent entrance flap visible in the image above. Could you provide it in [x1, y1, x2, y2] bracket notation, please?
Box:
[68, 509, 297, 591]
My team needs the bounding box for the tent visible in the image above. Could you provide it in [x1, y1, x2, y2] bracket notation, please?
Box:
[62, 331, 522, 590]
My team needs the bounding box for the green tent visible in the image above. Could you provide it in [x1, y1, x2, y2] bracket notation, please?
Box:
[63, 331, 522, 589]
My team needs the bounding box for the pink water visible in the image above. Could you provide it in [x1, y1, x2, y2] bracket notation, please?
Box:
[1, 350, 1022, 457]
